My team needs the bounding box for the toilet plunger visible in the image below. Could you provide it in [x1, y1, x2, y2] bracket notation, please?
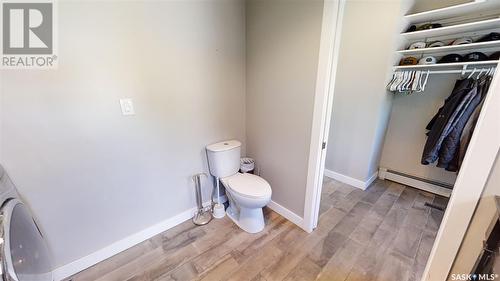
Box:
[212, 177, 226, 218]
[192, 173, 212, 226]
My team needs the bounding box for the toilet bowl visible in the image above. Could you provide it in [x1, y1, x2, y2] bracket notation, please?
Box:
[221, 173, 271, 233]
[206, 140, 272, 233]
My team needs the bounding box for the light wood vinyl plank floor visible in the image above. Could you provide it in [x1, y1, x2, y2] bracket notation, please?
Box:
[67, 178, 448, 281]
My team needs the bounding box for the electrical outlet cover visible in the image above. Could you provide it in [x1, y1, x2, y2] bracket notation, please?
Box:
[119, 98, 135, 115]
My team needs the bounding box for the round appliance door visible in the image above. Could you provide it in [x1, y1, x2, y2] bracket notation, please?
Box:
[1, 199, 53, 281]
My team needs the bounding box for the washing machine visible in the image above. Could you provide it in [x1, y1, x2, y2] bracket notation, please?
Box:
[0, 165, 53, 281]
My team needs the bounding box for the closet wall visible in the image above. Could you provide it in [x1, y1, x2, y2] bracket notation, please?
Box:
[379, 76, 459, 185]
[246, 0, 324, 217]
[324, 0, 411, 187]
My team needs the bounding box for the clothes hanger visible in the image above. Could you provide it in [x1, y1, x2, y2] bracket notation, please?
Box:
[410, 71, 418, 94]
[390, 72, 399, 92]
[391, 72, 402, 92]
[412, 71, 421, 91]
[421, 70, 430, 91]
[488, 67, 496, 77]
[405, 71, 415, 93]
[467, 68, 477, 79]
[398, 71, 407, 92]
[484, 67, 492, 78]
[387, 73, 396, 91]
[401, 71, 412, 92]
[417, 70, 426, 92]
[477, 68, 488, 79]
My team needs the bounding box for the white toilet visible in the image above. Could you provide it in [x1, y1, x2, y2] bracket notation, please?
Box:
[206, 140, 272, 233]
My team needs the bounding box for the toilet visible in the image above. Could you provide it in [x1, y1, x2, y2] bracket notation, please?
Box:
[206, 140, 272, 233]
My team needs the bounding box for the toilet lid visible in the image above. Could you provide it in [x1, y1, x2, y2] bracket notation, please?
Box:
[222, 173, 271, 199]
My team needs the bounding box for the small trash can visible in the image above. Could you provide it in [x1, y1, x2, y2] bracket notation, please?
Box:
[240, 157, 255, 174]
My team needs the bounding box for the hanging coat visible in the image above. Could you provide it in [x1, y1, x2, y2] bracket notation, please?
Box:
[446, 76, 492, 172]
[437, 80, 483, 169]
[421, 78, 477, 165]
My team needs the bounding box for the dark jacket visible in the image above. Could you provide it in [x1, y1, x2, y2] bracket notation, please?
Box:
[437, 80, 483, 169]
[421, 79, 477, 165]
[445, 76, 492, 172]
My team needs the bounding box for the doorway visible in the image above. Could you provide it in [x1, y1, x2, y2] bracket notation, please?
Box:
[303, 0, 500, 280]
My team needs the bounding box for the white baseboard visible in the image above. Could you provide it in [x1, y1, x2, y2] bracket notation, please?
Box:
[323, 169, 378, 190]
[378, 168, 452, 197]
[53, 202, 210, 281]
[267, 200, 304, 229]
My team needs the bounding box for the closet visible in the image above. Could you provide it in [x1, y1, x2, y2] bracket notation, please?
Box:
[379, 0, 500, 197]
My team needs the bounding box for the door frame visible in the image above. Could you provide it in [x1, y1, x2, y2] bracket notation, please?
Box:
[303, 2, 500, 279]
[303, 0, 346, 233]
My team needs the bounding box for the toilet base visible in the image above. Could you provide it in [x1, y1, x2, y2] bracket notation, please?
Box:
[227, 204, 265, 234]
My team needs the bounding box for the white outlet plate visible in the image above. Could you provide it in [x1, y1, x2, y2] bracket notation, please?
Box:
[119, 98, 135, 116]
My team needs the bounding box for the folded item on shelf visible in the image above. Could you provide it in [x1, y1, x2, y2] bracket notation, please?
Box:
[489, 51, 500, 60]
[451, 37, 473, 45]
[477, 32, 500, 42]
[427, 41, 445, 48]
[408, 41, 426, 49]
[406, 25, 417, 32]
[399, 57, 418, 65]
[438, 54, 463, 63]
[419, 56, 437, 65]
[464, 52, 488, 62]
[405, 23, 442, 33]
[417, 23, 442, 31]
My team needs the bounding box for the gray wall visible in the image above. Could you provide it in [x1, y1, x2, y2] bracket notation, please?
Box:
[0, 0, 246, 267]
[325, 0, 408, 183]
[245, 0, 324, 216]
[380, 75, 459, 185]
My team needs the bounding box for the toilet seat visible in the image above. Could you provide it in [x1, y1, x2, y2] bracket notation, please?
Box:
[221, 173, 271, 199]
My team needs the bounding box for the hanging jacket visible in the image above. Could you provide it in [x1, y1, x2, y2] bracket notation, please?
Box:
[437, 79, 483, 170]
[421, 78, 477, 165]
[446, 76, 492, 172]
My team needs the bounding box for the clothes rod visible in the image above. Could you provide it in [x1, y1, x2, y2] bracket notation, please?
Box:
[408, 69, 484, 74]
[394, 67, 497, 75]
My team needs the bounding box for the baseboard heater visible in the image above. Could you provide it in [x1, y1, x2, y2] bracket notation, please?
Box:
[378, 168, 453, 197]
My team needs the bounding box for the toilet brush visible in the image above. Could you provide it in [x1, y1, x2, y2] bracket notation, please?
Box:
[192, 173, 212, 226]
[212, 177, 226, 218]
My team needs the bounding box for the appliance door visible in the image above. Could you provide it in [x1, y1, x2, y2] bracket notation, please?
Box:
[0, 199, 53, 281]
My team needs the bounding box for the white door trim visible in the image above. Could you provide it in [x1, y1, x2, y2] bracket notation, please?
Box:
[422, 69, 500, 280]
[303, 0, 346, 233]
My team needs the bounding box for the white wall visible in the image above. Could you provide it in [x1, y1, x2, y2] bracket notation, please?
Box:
[0, 0, 245, 268]
[324, 0, 409, 184]
[245, 0, 324, 216]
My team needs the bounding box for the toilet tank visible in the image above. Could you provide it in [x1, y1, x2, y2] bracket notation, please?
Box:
[206, 140, 241, 178]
